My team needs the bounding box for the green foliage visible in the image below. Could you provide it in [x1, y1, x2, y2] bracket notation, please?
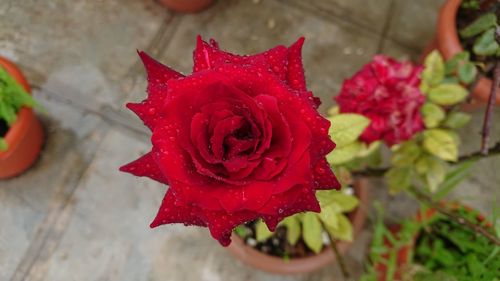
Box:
[255, 219, 274, 242]
[301, 213, 323, 254]
[422, 102, 446, 128]
[422, 50, 445, 87]
[428, 84, 468, 106]
[327, 114, 370, 147]
[326, 112, 377, 166]
[0, 66, 37, 151]
[432, 160, 475, 201]
[473, 27, 500, 56]
[413, 209, 500, 281]
[459, 12, 500, 59]
[459, 13, 497, 38]
[327, 141, 363, 166]
[245, 189, 359, 255]
[457, 61, 477, 84]
[443, 112, 471, 129]
[423, 129, 459, 162]
[386, 166, 412, 194]
[281, 216, 300, 245]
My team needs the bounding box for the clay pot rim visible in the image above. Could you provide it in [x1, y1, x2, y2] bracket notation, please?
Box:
[436, 0, 499, 105]
[0, 57, 33, 159]
[226, 178, 370, 275]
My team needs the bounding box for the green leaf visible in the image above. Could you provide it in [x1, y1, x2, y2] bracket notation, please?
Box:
[255, 219, 274, 242]
[391, 141, 422, 166]
[317, 190, 359, 212]
[301, 213, 323, 254]
[424, 157, 447, 193]
[443, 112, 471, 129]
[458, 61, 478, 84]
[318, 205, 340, 230]
[326, 141, 363, 165]
[324, 214, 353, 242]
[328, 114, 370, 147]
[421, 103, 446, 128]
[234, 225, 250, 237]
[444, 51, 470, 75]
[428, 83, 468, 106]
[281, 216, 301, 245]
[0, 138, 7, 151]
[423, 129, 459, 162]
[473, 28, 500, 56]
[422, 50, 445, 86]
[459, 13, 497, 38]
[386, 166, 412, 194]
[433, 160, 475, 200]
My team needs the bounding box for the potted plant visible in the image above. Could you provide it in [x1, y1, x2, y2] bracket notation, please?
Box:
[157, 0, 213, 13]
[362, 201, 499, 281]
[227, 178, 369, 275]
[435, 0, 499, 106]
[0, 57, 44, 179]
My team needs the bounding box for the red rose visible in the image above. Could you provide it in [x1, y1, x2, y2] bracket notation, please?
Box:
[120, 36, 340, 246]
[335, 55, 425, 146]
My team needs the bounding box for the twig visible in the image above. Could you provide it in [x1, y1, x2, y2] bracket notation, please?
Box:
[352, 141, 500, 177]
[481, 57, 500, 154]
[320, 221, 350, 280]
[409, 186, 500, 246]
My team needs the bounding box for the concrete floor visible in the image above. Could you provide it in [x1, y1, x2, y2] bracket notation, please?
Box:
[0, 0, 499, 280]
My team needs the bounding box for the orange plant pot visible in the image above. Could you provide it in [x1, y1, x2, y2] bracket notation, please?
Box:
[226, 178, 370, 275]
[436, 0, 499, 106]
[0, 57, 44, 179]
[157, 0, 213, 13]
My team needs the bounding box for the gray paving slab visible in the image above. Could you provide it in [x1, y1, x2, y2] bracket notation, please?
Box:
[281, 0, 392, 33]
[0, 0, 168, 109]
[0, 89, 107, 281]
[386, 0, 445, 51]
[126, 0, 380, 114]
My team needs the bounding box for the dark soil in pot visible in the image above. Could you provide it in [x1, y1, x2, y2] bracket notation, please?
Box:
[456, 1, 499, 79]
[0, 119, 7, 137]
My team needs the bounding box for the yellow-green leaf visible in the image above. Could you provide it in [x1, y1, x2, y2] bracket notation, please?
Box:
[391, 141, 422, 166]
[443, 112, 471, 129]
[255, 219, 274, 242]
[428, 84, 468, 106]
[325, 214, 353, 242]
[326, 141, 363, 165]
[423, 129, 458, 162]
[425, 157, 447, 193]
[281, 216, 301, 246]
[386, 166, 412, 194]
[421, 103, 445, 128]
[317, 190, 359, 212]
[301, 213, 323, 254]
[318, 205, 340, 230]
[422, 50, 445, 86]
[328, 114, 370, 147]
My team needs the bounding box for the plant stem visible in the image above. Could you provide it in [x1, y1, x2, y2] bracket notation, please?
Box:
[320, 221, 350, 280]
[352, 141, 500, 177]
[481, 56, 500, 155]
[408, 186, 500, 246]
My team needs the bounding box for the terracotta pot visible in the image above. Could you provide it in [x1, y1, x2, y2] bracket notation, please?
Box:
[436, 0, 499, 106]
[226, 178, 370, 275]
[157, 0, 213, 13]
[0, 57, 44, 179]
[375, 203, 491, 281]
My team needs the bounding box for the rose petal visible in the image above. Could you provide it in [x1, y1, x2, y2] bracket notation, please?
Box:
[119, 152, 168, 184]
